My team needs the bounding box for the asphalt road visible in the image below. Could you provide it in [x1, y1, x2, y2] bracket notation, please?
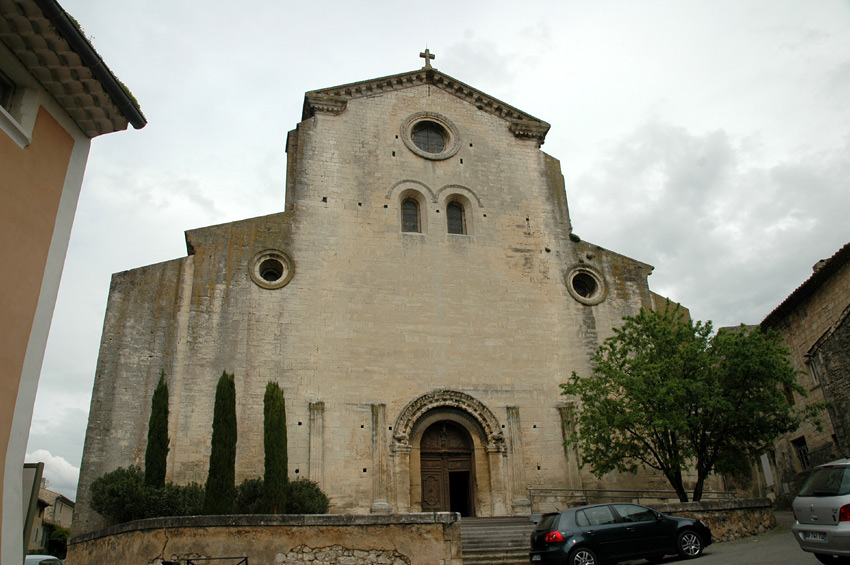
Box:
[624, 512, 823, 565]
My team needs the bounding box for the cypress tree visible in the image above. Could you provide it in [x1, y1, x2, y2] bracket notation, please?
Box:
[144, 371, 169, 487]
[203, 371, 237, 514]
[263, 381, 288, 513]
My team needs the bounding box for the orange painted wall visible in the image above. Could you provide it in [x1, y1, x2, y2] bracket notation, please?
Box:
[0, 106, 75, 542]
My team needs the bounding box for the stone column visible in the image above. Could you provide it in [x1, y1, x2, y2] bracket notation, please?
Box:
[506, 406, 530, 514]
[308, 402, 324, 485]
[371, 404, 392, 513]
[486, 443, 508, 515]
[558, 404, 583, 489]
[391, 436, 412, 512]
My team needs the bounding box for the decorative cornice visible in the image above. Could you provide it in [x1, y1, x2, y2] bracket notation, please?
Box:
[509, 119, 550, 143]
[303, 94, 348, 117]
[302, 68, 550, 144]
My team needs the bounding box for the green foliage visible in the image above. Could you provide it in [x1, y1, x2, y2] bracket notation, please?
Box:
[235, 477, 329, 514]
[287, 478, 330, 514]
[562, 305, 809, 501]
[263, 381, 288, 513]
[90, 466, 203, 525]
[569, 233, 581, 242]
[204, 371, 237, 514]
[90, 466, 147, 524]
[45, 523, 70, 558]
[145, 371, 169, 487]
[235, 477, 266, 514]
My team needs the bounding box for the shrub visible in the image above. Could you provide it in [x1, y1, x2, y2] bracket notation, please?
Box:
[235, 477, 265, 514]
[287, 478, 330, 514]
[90, 466, 205, 525]
[90, 466, 147, 524]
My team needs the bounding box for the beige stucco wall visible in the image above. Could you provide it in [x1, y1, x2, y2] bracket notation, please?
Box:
[0, 105, 79, 559]
[76, 80, 702, 535]
[67, 513, 462, 565]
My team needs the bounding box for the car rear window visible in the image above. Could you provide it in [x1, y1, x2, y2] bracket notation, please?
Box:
[535, 513, 560, 531]
[799, 466, 850, 497]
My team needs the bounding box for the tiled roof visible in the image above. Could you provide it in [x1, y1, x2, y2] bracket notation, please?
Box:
[0, 0, 145, 136]
[761, 242, 850, 328]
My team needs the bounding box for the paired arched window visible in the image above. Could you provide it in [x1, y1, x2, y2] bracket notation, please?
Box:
[447, 201, 466, 235]
[401, 198, 420, 233]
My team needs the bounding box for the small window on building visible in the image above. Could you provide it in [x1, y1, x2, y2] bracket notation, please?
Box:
[792, 436, 810, 470]
[402, 198, 420, 233]
[411, 121, 446, 154]
[447, 201, 465, 234]
[0, 71, 14, 111]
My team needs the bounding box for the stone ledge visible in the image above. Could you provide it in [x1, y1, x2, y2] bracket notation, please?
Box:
[70, 512, 460, 544]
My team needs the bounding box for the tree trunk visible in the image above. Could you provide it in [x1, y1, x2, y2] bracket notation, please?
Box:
[692, 470, 707, 501]
[665, 469, 689, 502]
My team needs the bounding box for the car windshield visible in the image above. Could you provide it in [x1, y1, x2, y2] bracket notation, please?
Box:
[798, 466, 850, 497]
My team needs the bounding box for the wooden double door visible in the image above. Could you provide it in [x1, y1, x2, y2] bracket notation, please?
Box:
[420, 421, 474, 516]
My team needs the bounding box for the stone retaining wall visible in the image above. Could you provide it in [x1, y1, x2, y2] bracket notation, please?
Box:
[66, 513, 461, 565]
[656, 498, 776, 542]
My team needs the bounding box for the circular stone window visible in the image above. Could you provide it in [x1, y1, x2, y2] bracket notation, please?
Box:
[249, 249, 294, 290]
[401, 111, 461, 160]
[565, 265, 607, 305]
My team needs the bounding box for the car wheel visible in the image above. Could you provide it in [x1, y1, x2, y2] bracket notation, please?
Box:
[569, 546, 598, 565]
[814, 555, 850, 565]
[676, 529, 703, 559]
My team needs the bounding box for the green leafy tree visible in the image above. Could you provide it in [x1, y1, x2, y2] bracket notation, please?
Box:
[203, 371, 237, 514]
[263, 381, 288, 513]
[145, 371, 169, 487]
[562, 306, 811, 501]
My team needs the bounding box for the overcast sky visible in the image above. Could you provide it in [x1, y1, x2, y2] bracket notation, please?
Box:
[25, 0, 850, 499]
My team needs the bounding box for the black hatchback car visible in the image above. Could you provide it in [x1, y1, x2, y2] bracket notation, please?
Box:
[529, 503, 712, 564]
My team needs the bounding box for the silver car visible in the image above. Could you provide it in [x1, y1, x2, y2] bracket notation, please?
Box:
[792, 457, 850, 564]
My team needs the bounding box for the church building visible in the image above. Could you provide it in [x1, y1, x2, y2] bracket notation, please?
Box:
[75, 54, 683, 534]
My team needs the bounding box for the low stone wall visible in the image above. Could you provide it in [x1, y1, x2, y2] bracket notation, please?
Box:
[66, 513, 462, 565]
[655, 498, 776, 543]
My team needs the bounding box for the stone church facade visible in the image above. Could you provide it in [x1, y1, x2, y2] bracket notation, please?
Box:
[75, 61, 685, 534]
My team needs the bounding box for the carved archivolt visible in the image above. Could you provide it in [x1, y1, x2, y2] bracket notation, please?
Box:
[393, 390, 504, 451]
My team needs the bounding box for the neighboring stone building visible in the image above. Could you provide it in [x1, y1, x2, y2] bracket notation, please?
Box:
[75, 56, 697, 535]
[0, 0, 144, 561]
[760, 243, 850, 503]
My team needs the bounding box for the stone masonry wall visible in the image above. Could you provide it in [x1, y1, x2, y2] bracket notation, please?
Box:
[654, 499, 776, 543]
[74, 77, 696, 534]
[66, 513, 461, 565]
[768, 258, 850, 503]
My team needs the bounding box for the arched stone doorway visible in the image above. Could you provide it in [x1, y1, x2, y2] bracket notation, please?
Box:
[420, 421, 474, 516]
[391, 390, 509, 516]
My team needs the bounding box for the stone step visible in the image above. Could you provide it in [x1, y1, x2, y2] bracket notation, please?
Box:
[461, 516, 535, 565]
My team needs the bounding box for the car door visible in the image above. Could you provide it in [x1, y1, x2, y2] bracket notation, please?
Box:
[575, 505, 631, 561]
[612, 503, 667, 557]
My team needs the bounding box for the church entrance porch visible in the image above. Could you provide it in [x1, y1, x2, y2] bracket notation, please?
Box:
[420, 421, 474, 516]
[391, 390, 510, 516]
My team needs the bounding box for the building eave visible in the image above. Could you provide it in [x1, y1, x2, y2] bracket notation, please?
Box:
[761, 242, 850, 328]
[0, 0, 146, 137]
